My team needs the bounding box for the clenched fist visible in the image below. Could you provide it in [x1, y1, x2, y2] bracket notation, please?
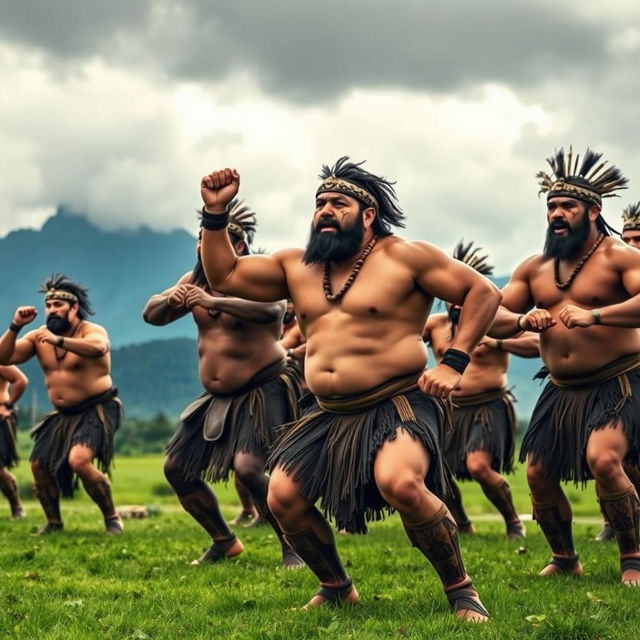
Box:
[419, 364, 462, 399]
[520, 309, 555, 333]
[35, 329, 61, 346]
[200, 168, 240, 213]
[167, 284, 195, 308]
[13, 306, 37, 327]
[558, 304, 596, 329]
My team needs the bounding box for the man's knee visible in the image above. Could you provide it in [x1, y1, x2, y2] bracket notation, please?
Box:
[267, 473, 304, 520]
[587, 450, 622, 481]
[163, 456, 184, 487]
[526, 462, 549, 494]
[376, 473, 424, 511]
[31, 459, 47, 481]
[465, 456, 493, 483]
[67, 452, 93, 476]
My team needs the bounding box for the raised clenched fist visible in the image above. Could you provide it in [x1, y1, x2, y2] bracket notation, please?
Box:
[200, 168, 240, 213]
[13, 306, 37, 327]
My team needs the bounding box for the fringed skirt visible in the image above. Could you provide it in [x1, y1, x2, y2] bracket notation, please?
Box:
[166, 359, 301, 483]
[0, 414, 19, 468]
[445, 388, 516, 480]
[520, 354, 640, 483]
[30, 388, 122, 497]
[268, 377, 448, 534]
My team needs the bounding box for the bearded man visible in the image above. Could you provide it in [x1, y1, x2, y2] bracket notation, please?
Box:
[0, 274, 123, 534]
[424, 241, 538, 538]
[143, 202, 303, 567]
[0, 365, 28, 518]
[491, 148, 640, 586]
[197, 158, 501, 621]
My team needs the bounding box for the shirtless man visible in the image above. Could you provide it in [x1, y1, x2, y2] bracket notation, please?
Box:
[198, 158, 501, 620]
[0, 274, 123, 534]
[491, 148, 640, 586]
[0, 365, 28, 518]
[424, 241, 538, 538]
[143, 202, 303, 567]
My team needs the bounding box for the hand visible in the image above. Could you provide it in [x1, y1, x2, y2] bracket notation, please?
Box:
[520, 309, 556, 333]
[35, 329, 61, 346]
[13, 306, 37, 327]
[477, 337, 498, 350]
[558, 304, 595, 328]
[200, 168, 240, 213]
[167, 284, 194, 308]
[419, 364, 462, 399]
[184, 287, 216, 310]
[0, 404, 11, 418]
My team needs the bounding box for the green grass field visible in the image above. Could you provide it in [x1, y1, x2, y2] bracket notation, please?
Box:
[0, 453, 637, 639]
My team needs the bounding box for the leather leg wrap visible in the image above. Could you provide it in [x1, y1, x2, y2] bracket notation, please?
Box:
[443, 481, 473, 531]
[34, 481, 62, 524]
[482, 480, 519, 524]
[83, 475, 116, 519]
[599, 486, 640, 557]
[283, 527, 348, 585]
[532, 500, 576, 557]
[403, 505, 467, 589]
[180, 488, 233, 540]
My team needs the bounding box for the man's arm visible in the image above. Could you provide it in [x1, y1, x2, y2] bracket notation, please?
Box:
[183, 288, 286, 324]
[199, 168, 291, 302]
[481, 332, 540, 358]
[0, 307, 38, 364]
[36, 324, 110, 359]
[0, 365, 28, 405]
[142, 273, 193, 326]
[558, 243, 640, 328]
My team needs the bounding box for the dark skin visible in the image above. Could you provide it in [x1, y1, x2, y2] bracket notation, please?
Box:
[198, 168, 501, 619]
[491, 196, 640, 585]
[622, 229, 640, 250]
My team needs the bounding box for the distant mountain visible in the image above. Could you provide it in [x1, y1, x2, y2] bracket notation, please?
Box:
[0, 208, 197, 346]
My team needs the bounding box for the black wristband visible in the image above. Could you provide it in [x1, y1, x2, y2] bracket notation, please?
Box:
[200, 207, 230, 231]
[441, 348, 471, 375]
[9, 322, 22, 334]
[2, 402, 14, 410]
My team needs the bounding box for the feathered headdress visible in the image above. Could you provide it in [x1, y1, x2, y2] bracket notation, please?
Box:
[227, 198, 257, 246]
[39, 273, 95, 319]
[622, 202, 640, 231]
[537, 146, 628, 206]
[452, 240, 494, 276]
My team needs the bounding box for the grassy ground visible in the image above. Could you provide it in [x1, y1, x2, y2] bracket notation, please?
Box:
[0, 453, 637, 639]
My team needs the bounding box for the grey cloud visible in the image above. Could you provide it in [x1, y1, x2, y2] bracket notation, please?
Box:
[0, 0, 609, 100]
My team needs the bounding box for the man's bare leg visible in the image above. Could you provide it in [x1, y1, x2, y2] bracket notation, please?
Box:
[466, 450, 525, 539]
[31, 459, 63, 534]
[164, 455, 244, 562]
[374, 430, 488, 622]
[68, 444, 123, 534]
[230, 474, 261, 526]
[0, 467, 25, 518]
[268, 466, 358, 607]
[442, 478, 475, 534]
[527, 457, 583, 576]
[233, 451, 303, 569]
[586, 424, 640, 586]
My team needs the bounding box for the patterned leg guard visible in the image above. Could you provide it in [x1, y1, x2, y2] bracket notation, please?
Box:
[34, 481, 63, 534]
[599, 486, 640, 581]
[83, 475, 123, 534]
[444, 480, 474, 534]
[482, 481, 525, 539]
[179, 488, 235, 541]
[0, 471, 25, 518]
[284, 526, 350, 592]
[403, 505, 489, 618]
[532, 500, 579, 571]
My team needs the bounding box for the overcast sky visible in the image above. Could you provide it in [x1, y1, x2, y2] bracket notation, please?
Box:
[2, 0, 640, 273]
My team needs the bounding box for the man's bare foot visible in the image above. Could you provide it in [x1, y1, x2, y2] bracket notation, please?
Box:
[190, 537, 244, 565]
[11, 504, 26, 519]
[621, 556, 640, 586]
[506, 520, 526, 540]
[445, 579, 489, 622]
[229, 509, 257, 526]
[282, 546, 305, 570]
[594, 523, 615, 542]
[105, 515, 124, 535]
[301, 579, 359, 609]
[539, 555, 583, 576]
[36, 521, 64, 535]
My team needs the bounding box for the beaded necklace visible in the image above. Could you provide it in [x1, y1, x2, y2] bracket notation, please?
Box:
[554, 232, 604, 290]
[322, 235, 378, 303]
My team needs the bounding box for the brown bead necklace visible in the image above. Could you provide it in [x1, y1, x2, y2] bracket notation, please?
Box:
[554, 232, 604, 290]
[323, 235, 378, 303]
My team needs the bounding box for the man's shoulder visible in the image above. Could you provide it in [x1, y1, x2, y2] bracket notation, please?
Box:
[426, 312, 449, 328]
[512, 253, 547, 277]
[80, 320, 108, 335]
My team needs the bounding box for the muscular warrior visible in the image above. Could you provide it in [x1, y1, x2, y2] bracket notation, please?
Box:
[0, 274, 123, 534]
[424, 241, 538, 538]
[0, 365, 28, 518]
[199, 158, 501, 620]
[491, 148, 640, 585]
[143, 202, 303, 567]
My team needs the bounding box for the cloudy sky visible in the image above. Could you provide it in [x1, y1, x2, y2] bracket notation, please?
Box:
[1, 0, 640, 273]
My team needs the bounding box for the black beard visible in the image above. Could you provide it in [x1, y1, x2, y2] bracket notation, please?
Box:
[47, 314, 71, 335]
[302, 215, 364, 265]
[543, 213, 591, 259]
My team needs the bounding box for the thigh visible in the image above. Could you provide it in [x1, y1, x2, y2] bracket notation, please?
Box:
[585, 421, 629, 463]
[373, 428, 431, 483]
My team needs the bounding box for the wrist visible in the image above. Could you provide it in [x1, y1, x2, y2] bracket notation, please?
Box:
[516, 314, 526, 331]
[9, 322, 22, 334]
[496, 339, 503, 350]
[56, 336, 65, 348]
[592, 308, 602, 325]
[201, 206, 230, 231]
[441, 348, 471, 375]
[2, 402, 14, 410]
